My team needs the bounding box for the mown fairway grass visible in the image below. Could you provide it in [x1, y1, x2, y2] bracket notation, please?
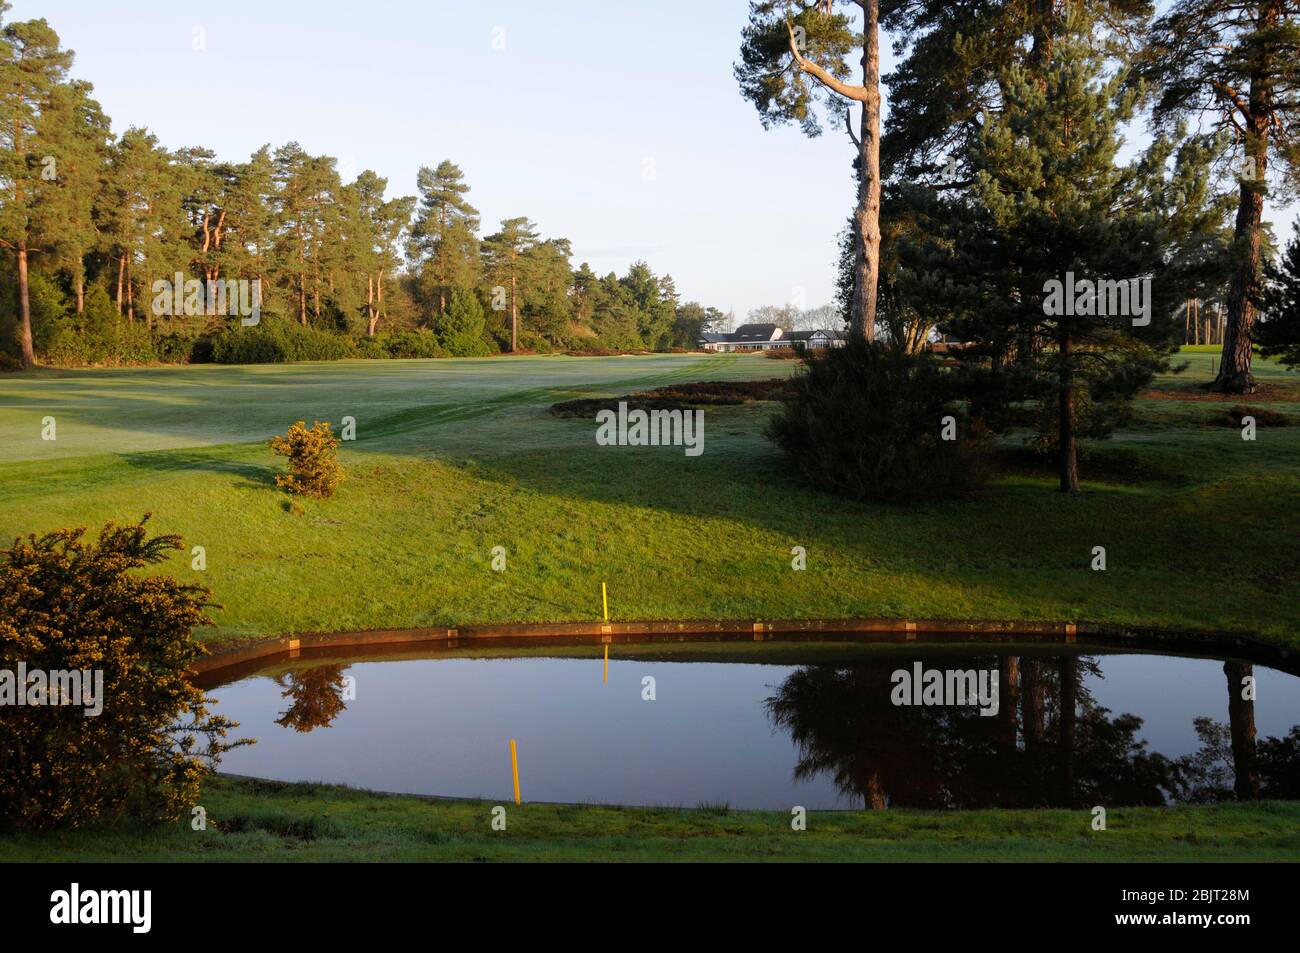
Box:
[5, 775, 1298, 862]
[1, 350, 1298, 645]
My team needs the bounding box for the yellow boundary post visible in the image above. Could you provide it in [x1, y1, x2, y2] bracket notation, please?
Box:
[510, 739, 520, 805]
[601, 581, 608, 621]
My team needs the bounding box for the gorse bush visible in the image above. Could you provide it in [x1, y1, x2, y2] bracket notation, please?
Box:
[270, 420, 345, 499]
[768, 337, 988, 504]
[0, 518, 247, 829]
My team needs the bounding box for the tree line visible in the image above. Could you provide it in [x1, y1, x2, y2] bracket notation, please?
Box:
[0, 5, 726, 369]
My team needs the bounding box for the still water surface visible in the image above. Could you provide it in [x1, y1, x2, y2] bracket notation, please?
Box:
[206, 645, 1300, 810]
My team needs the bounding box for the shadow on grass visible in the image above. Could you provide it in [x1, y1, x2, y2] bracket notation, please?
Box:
[120, 448, 276, 485]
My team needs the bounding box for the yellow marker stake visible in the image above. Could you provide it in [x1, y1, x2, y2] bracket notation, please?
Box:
[601, 581, 609, 621]
[510, 739, 520, 805]
[603, 643, 609, 684]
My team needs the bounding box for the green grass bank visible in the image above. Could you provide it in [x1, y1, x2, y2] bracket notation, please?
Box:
[1, 350, 1298, 646]
[5, 774, 1297, 862]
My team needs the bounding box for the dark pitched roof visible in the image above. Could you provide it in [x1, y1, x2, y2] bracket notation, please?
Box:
[731, 323, 780, 341]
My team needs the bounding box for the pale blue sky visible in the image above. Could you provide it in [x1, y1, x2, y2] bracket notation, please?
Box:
[15, 1, 1298, 321]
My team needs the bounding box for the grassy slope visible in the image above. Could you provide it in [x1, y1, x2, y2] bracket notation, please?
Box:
[1, 351, 1298, 644]
[5, 775, 1298, 862]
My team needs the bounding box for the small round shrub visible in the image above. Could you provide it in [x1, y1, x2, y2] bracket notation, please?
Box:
[269, 420, 344, 499]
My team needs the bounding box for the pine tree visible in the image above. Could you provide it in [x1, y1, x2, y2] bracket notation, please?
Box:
[100, 128, 178, 326]
[481, 217, 538, 352]
[350, 170, 414, 337]
[0, 8, 75, 367]
[1141, 0, 1300, 393]
[902, 13, 1210, 492]
[881, 1, 1151, 182]
[44, 79, 110, 316]
[409, 160, 479, 317]
[521, 237, 573, 344]
[737, 0, 885, 338]
[271, 143, 340, 326]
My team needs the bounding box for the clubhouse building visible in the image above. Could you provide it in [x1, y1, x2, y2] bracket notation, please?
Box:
[698, 324, 846, 353]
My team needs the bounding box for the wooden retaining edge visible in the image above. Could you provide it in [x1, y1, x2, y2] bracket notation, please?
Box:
[190, 617, 1300, 679]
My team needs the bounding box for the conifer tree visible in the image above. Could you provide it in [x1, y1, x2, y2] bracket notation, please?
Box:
[901, 13, 1212, 492]
[351, 170, 414, 337]
[481, 216, 538, 352]
[44, 78, 110, 316]
[410, 160, 479, 317]
[881, 0, 1151, 182]
[0, 7, 75, 366]
[441, 285, 491, 356]
[1141, 0, 1300, 393]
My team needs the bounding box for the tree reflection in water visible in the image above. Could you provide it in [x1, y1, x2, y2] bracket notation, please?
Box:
[265, 655, 1299, 806]
[765, 654, 1300, 810]
[274, 665, 350, 732]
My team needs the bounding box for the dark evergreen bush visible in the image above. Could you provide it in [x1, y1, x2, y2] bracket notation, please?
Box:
[768, 337, 988, 504]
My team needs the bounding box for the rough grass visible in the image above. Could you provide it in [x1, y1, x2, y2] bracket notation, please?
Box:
[0, 351, 1297, 645]
[4, 775, 1297, 862]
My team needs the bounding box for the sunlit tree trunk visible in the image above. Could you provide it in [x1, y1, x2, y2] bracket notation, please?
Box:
[850, 4, 881, 340]
[17, 244, 35, 368]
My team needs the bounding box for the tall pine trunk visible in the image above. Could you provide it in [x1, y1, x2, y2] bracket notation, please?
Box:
[366, 274, 378, 337]
[510, 271, 518, 353]
[850, 4, 881, 339]
[17, 244, 35, 369]
[1213, 7, 1276, 394]
[1214, 152, 1266, 393]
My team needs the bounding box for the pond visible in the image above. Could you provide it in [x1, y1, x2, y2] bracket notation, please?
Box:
[199, 641, 1300, 810]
